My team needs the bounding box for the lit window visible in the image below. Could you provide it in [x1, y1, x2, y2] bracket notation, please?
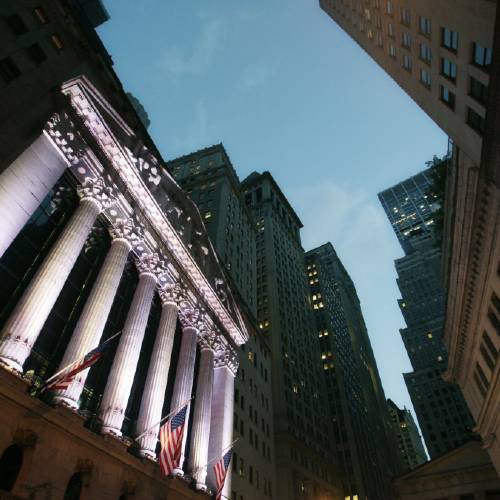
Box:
[204, 211, 212, 220]
[248, 351, 254, 362]
[427, 333, 433, 339]
[437, 356, 443, 362]
[34, 7, 48, 24]
[50, 34, 64, 50]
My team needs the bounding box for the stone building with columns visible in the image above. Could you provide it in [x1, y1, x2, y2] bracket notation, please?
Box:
[0, 74, 249, 499]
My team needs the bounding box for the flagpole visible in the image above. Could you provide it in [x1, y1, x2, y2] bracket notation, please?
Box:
[43, 331, 122, 385]
[195, 436, 240, 473]
[134, 397, 193, 442]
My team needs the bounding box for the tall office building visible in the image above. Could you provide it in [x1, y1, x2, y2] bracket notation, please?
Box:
[320, 0, 500, 472]
[319, 0, 495, 166]
[167, 145, 277, 500]
[387, 399, 427, 471]
[241, 172, 341, 500]
[379, 165, 476, 459]
[306, 243, 402, 500]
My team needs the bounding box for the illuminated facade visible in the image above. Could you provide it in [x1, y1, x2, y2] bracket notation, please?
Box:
[168, 145, 278, 500]
[0, 74, 248, 498]
[387, 398, 427, 470]
[379, 167, 476, 459]
[306, 243, 402, 500]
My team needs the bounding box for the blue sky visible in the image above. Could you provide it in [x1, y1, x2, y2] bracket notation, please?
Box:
[97, 0, 447, 423]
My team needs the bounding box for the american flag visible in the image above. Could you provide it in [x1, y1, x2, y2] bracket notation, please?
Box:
[43, 338, 112, 392]
[213, 448, 233, 500]
[159, 405, 188, 476]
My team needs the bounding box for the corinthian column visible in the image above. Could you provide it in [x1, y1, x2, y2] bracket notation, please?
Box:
[52, 219, 143, 408]
[135, 282, 183, 458]
[99, 253, 166, 437]
[0, 177, 115, 373]
[170, 304, 203, 475]
[207, 346, 238, 497]
[188, 329, 218, 490]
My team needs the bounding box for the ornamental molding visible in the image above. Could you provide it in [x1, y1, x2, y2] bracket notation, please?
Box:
[135, 252, 167, 277]
[197, 325, 220, 351]
[158, 281, 185, 306]
[76, 177, 117, 211]
[56, 76, 248, 345]
[214, 345, 239, 375]
[44, 111, 87, 165]
[108, 217, 144, 247]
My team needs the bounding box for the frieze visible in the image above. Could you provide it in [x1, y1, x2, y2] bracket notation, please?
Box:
[44, 111, 87, 165]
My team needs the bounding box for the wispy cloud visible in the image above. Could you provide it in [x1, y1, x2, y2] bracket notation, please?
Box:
[158, 13, 223, 76]
[239, 62, 276, 91]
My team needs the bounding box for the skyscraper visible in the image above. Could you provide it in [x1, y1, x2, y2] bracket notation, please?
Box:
[241, 172, 341, 499]
[167, 145, 277, 500]
[319, 1, 500, 472]
[387, 399, 427, 471]
[379, 164, 476, 459]
[306, 242, 402, 500]
[319, 0, 495, 166]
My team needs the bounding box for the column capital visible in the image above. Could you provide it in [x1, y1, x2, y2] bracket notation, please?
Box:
[108, 218, 144, 248]
[135, 252, 166, 278]
[214, 345, 239, 376]
[77, 177, 117, 211]
[178, 303, 204, 330]
[197, 325, 220, 352]
[158, 281, 185, 306]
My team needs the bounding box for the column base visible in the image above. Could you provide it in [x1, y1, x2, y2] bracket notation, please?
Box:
[193, 483, 207, 492]
[101, 425, 123, 438]
[172, 468, 184, 477]
[138, 449, 156, 461]
[0, 356, 23, 374]
[52, 395, 79, 410]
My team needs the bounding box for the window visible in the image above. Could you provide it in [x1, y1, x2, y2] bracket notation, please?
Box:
[419, 16, 431, 36]
[442, 27, 458, 52]
[441, 58, 457, 82]
[400, 7, 411, 26]
[388, 22, 395, 38]
[467, 107, 486, 135]
[389, 44, 396, 58]
[51, 34, 64, 50]
[473, 42, 493, 69]
[0, 57, 21, 84]
[419, 69, 431, 88]
[34, 7, 48, 24]
[403, 54, 412, 72]
[402, 32, 411, 49]
[6, 14, 28, 35]
[25, 43, 47, 65]
[386, 1, 393, 15]
[440, 86, 455, 109]
[470, 76, 488, 104]
[419, 42, 431, 63]
[377, 32, 383, 48]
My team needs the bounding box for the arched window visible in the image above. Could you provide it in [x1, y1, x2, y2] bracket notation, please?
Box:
[63, 473, 82, 500]
[0, 445, 23, 492]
